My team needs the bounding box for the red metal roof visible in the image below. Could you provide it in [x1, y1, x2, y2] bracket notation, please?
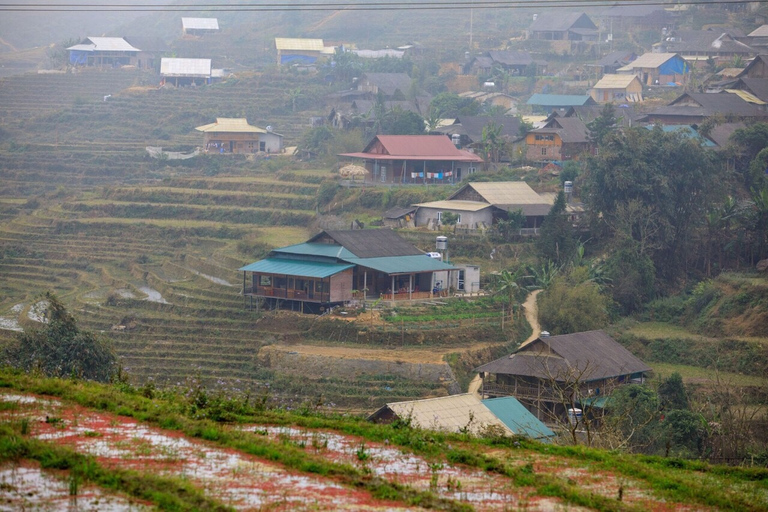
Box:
[339, 135, 484, 162]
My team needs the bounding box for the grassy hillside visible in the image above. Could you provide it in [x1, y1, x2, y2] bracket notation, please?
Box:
[1, 371, 767, 511]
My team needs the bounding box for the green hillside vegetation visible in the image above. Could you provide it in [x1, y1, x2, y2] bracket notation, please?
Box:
[1, 370, 768, 511]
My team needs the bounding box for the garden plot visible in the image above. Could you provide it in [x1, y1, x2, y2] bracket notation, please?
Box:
[235, 425, 570, 511]
[0, 461, 151, 511]
[0, 393, 417, 511]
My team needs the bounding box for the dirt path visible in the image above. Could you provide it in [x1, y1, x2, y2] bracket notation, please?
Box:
[468, 290, 541, 395]
[520, 289, 542, 347]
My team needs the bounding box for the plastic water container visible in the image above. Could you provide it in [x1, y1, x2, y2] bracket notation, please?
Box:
[567, 408, 583, 425]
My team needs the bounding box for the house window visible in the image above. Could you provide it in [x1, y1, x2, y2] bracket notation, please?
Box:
[437, 211, 443, 223]
[457, 214, 462, 224]
[260, 275, 272, 286]
[467, 166, 476, 174]
[315, 281, 326, 293]
[248, 141, 255, 150]
[259, 141, 266, 152]
[541, 147, 547, 156]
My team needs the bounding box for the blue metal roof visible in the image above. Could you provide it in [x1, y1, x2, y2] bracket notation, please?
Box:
[483, 396, 555, 440]
[239, 258, 354, 278]
[344, 255, 456, 274]
[272, 243, 356, 260]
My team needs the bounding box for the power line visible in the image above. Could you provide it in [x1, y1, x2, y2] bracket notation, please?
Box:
[0, 0, 761, 10]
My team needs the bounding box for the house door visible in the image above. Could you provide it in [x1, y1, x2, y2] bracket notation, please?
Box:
[380, 166, 387, 182]
[229, 141, 234, 153]
[458, 269, 465, 291]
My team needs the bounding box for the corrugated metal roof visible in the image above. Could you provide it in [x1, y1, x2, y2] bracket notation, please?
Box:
[182, 17, 219, 30]
[340, 135, 484, 163]
[450, 182, 545, 206]
[275, 38, 325, 51]
[527, 94, 593, 107]
[161, 58, 212, 77]
[748, 25, 768, 37]
[345, 254, 456, 274]
[239, 258, 353, 278]
[413, 200, 492, 212]
[67, 37, 140, 52]
[592, 74, 641, 89]
[195, 118, 266, 133]
[311, 229, 424, 259]
[725, 89, 767, 105]
[377, 394, 513, 436]
[617, 52, 678, 71]
[272, 243, 356, 259]
[483, 397, 555, 439]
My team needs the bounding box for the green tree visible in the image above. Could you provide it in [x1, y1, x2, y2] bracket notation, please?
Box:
[428, 92, 480, 117]
[3, 293, 117, 382]
[380, 107, 424, 135]
[663, 409, 707, 457]
[537, 271, 610, 335]
[480, 121, 505, 167]
[494, 210, 525, 241]
[586, 103, 617, 147]
[439, 211, 459, 226]
[584, 125, 720, 283]
[606, 385, 662, 453]
[536, 191, 577, 266]
[658, 372, 689, 411]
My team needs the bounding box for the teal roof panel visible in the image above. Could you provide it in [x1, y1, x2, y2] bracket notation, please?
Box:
[483, 396, 555, 440]
[273, 243, 356, 260]
[239, 258, 354, 278]
[527, 93, 592, 106]
[345, 255, 456, 274]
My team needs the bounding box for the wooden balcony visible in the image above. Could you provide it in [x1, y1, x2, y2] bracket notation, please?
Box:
[482, 381, 626, 403]
[243, 286, 330, 303]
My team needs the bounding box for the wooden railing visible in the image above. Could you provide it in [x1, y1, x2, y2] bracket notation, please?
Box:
[243, 286, 329, 303]
[379, 291, 433, 301]
[483, 381, 627, 402]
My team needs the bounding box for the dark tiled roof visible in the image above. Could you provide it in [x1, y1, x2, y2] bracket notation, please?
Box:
[564, 104, 640, 128]
[475, 330, 651, 382]
[360, 72, 412, 96]
[529, 12, 596, 33]
[737, 78, 768, 101]
[383, 206, 416, 219]
[706, 122, 746, 147]
[596, 50, 636, 67]
[487, 50, 534, 67]
[534, 117, 589, 143]
[454, 115, 522, 142]
[667, 92, 766, 117]
[309, 229, 425, 258]
[664, 30, 754, 54]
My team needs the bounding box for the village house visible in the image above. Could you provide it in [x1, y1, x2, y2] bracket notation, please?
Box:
[431, 115, 523, 157]
[464, 50, 546, 76]
[526, 94, 596, 114]
[599, 4, 676, 31]
[457, 92, 520, 115]
[655, 29, 756, 66]
[746, 26, 768, 51]
[275, 38, 334, 66]
[369, 394, 554, 439]
[355, 72, 413, 100]
[338, 135, 484, 184]
[181, 17, 219, 37]
[195, 118, 283, 154]
[553, 104, 641, 128]
[67, 37, 144, 68]
[590, 50, 638, 75]
[412, 181, 552, 233]
[527, 12, 598, 42]
[641, 92, 767, 125]
[239, 229, 458, 312]
[525, 116, 590, 162]
[616, 52, 690, 85]
[475, 330, 652, 422]
[160, 58, 217, 87]
[589, 74, 644, 103]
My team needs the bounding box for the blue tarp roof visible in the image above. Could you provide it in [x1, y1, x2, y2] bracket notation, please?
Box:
[483, 397, 555, 440]
[239, 258, 353, 278]
[645, 125, 716, 146]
